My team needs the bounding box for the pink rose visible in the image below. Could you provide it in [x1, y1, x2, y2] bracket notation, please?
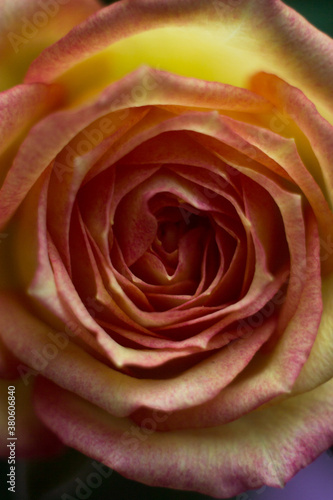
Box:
[1, 0, 333, 497]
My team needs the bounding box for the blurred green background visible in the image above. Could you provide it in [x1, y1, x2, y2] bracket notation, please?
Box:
[283, 0, 333, 36]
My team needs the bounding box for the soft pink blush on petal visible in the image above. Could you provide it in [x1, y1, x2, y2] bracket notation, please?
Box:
[0, 293, 269, 417]
[133, 208, 321, 430]
[33, 375, 333, 498]
[0, 69, 152, 230]
[20, 180, 207, 369]
[0, 0, 101, 90]
[0, 83, 62, 162]
[47, 107, 149, 270]
[24, 0, 333, 119]
[291, 272, 333, 393]
[251, 72, 333, 220]
[0, 0, 101, 47]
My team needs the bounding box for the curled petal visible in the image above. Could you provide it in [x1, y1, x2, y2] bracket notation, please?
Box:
[251, 72, 333, 219]
[0, 292, 271, 417]
[138, 209, 322, 430]
[24, 0, 333, 121]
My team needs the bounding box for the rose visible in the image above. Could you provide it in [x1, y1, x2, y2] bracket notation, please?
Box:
[0, 0, 333, 498]
[1, 0, 333, 496]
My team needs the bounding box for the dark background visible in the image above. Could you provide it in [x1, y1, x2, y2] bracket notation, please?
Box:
[1, 1, 333, 499]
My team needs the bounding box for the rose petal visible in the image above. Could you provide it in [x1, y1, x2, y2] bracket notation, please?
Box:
[0, 0, 100, 91]
[250, 72, 333, 269]
[0, 68, 153, 230]
[147, 209, 321, 430]
[24, 0, 333, 122]
[0, 291, 273, 418]
[291, 272, 333, 394]
[33, 375, 333, 498]
[0, 83, 62, 168]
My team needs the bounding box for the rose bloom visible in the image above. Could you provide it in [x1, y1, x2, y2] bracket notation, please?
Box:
[1, 0, 333, 497]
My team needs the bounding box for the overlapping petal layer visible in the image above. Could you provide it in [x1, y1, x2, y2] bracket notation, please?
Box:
[0, 0, 332, 491]
[33, 376, 333, 498]
[24, 0, 333, 122]
[2, 66, 327, 385]
[0, 59, 326, 431]
[0, 0, 101, 91]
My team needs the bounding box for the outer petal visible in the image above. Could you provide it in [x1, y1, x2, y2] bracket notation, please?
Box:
[0, 83, 63, 183]
[0, 65, 272, 231]
[251, 72, 333, 211]
[0, 293, 272, 418]
[220, 113, 333, 237]
[0, 0, 101, 91]
[290, 272, 333, 395]
[0, 70, 148, 231]
[33, 376, 333, 498]
[24, 0, 333, 122]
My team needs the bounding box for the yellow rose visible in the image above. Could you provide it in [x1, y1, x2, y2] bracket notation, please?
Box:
[0, 0, 333, 497]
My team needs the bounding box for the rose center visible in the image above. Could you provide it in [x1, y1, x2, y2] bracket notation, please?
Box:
[156, 205, 208, 254]
[157, 221, 182, 253]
